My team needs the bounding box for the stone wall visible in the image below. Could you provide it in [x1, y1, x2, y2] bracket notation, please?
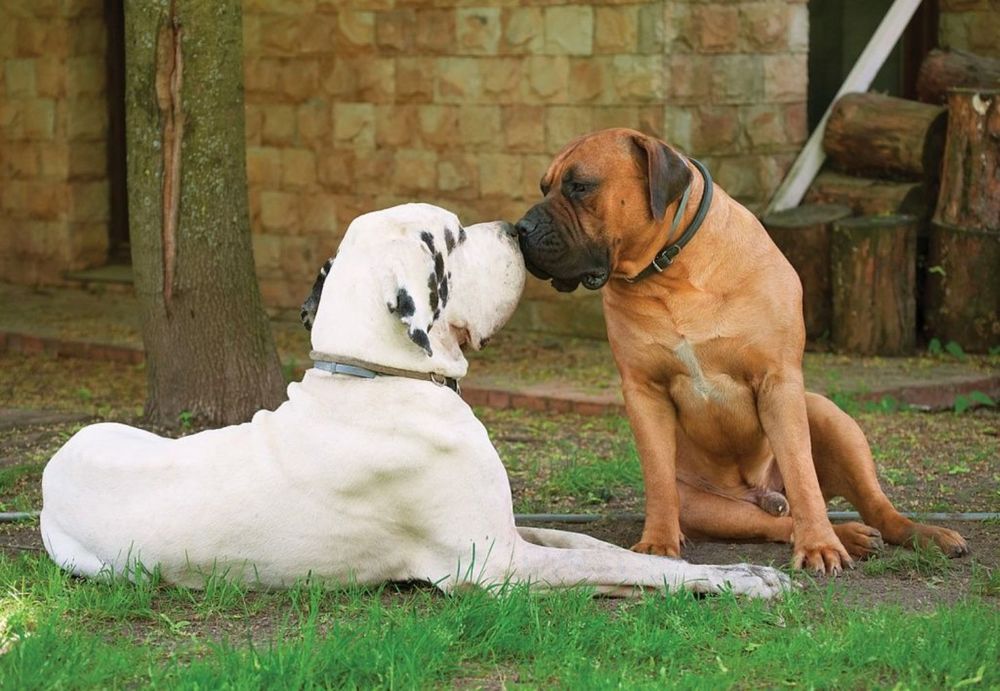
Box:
[0, 0, 109, 284]
[939, 0, 1000, 59]
[242, 0, 809, 332]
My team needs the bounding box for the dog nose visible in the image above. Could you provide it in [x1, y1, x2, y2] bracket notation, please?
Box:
[514, 219, 530, 236]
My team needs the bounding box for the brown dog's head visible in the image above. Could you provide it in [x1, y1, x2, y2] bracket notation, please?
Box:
[514, 128, 692, 292]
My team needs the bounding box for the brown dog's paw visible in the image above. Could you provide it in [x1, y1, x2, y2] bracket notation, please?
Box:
[833, 522, 884, 560]
[791, 526, 854, 575]
[631, 533, 685, 558]
[911, 524, 969, 558]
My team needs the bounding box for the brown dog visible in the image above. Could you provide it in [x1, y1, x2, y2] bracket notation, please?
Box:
[514, 128, 968, 574]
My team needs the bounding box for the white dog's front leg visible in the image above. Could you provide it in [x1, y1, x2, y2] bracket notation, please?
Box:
[516, 527, 622, 551]
[510, 539, 790, 599]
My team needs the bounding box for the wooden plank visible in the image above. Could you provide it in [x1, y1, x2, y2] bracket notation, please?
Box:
[765, 0, 923, 215]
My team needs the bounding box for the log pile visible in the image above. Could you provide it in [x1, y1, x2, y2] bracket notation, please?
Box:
[769, 49, 1000, 354]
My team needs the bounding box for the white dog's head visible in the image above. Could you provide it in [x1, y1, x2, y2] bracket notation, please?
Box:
[305, 204, 525, 379]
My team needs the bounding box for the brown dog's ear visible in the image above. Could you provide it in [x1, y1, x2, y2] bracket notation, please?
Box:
[631, 134, 692, 222]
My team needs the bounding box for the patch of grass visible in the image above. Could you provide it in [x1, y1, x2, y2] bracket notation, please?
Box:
[861, 543, 953, 579]
[1, 554, 998, 688]
[971, 562, 1000, 597]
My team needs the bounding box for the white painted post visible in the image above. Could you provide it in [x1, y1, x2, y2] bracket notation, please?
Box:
[764, 0, 924, 215]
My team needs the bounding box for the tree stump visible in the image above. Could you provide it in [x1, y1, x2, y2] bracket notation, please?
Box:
[823, 92, 947, 181]
[831, 215, 917, 356]
[804, 171, 928, 218]
[933, 88, 1000, 231]
[763, 204, 852, 341]
[916, 49, 1000, 105]
[924, 222, 1000, 351]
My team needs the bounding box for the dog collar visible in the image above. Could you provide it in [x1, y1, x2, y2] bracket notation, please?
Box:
[625, 158, 714, 283]
[310, 351, 461, 394]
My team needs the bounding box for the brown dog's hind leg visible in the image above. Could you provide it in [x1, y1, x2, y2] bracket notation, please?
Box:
[806, 393, 969, 557]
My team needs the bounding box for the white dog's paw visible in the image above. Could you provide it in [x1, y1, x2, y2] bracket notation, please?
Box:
[696, 564, 792, 599]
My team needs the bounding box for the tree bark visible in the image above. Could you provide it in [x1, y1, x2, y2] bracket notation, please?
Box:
[933, 88, 1000, 232]
[125, 0, 286, 427]
[924, 222, 1000, 352]
[916, 49, 1000, 105]
[831, 215, 918, 356]
[823, 92, 947, 181]
[762, 204, 853, 342]
[804, 171, 928, 218]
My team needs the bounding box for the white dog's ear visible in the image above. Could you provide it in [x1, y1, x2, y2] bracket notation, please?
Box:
[385, 230, 454, 357]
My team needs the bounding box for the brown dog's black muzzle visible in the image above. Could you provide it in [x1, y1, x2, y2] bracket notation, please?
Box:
[515, 204, 609, 293]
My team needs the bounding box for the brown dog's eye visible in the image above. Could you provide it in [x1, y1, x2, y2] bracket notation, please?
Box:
[540, 181, 551, 196]
[563, 179, 596, 199]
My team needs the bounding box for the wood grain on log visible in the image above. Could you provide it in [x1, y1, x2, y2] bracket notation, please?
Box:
[916, 49, 1000, 105]
[804, 171, 928, 218]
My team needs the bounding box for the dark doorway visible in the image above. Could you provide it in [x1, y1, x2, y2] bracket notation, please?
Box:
[807, 0, 940, 131]
[105, 0, 129, 263]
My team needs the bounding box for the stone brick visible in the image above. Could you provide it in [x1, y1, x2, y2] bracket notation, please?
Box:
[243, 14, 261, 53]
[415, 10, 455, 55]
[34, 57, 65, 98]
[520, 154, 551, 199]
[637, 106, 664, 138]
[260, 17, 305, 57]
[281, 59, 320, 102]
[67, 56, 105, 97]
[27, 181, 70, 221]
[279, 236, 319, 279]
[502, 105, 545, 152]
[0, 102, 22, 135]
[70, 181, 109, 222]
[712, 155, 765, 200]
[417, 105, 460, 147]
[568, 58, 606, 103]
[281, 148, 317, 189]
[480, 58, 521, 103]
[967, 11, 1000, 56]
[478, 153, 522, 197]
[66, 98, 106, 141]
[70, 18, 104, 56]
[524, 56, 570, 102]
[244, 58, 281, 94]
[376, 104, 417, 147]
[662, 105, 694, 151]
[594, 6, 637, 54]
[260, 190, 300, 231]
[352, 149, 394, 195]
[18, 20, 71, 59]
[335, 11, 375, 55]
[392, 149, 438, 194]
[436, 58, 482, 103]
[743, 104, 786, 149]
[23, 99, 56, 140]
[67, 142, 105, 179]
[782, 101, 807, 146]
[789, 3, 809, 52]
[246, 0, 315, 15]
[300, 15, 339, 55]
[712, 54, 764, 104]
[693, 4, 739, 53]
[458, 105, 501, 149]
[692, 105, 740, 154]
[317, 149, 357, 192]
[252, 233, 282, 274]
[502, 8, 544, 54]
[0, 19, 16, 60]
[300, 193, 339, 235]
[457, 8, 501, 55]
[611, 55, 664, 103]
[261, 104, 296, 145]
[545, 107, 594, 153]
[437, 154, 479, 199]
[762, 54, 806, 102]
[333, 103, 375, 149]
[68, 221, 108, 267]
[395, 57, 435, 103]
[244, 104, 263, 145]
[637, 3, 665, 54]
[4, 143, 40, 179]
[5, 59, 36, 97]
[297, 100, 330, 145]
[741, 3, 790, 52]
[247, 147, 283, 187]
[38, 143, 68, 179]
[323, 57, 393, 103]
[376, 10, 415, 53]
[666, 53, 713, 105]
[544, 6, 593, 56]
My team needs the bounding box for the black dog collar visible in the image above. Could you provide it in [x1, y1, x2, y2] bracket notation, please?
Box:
[311, 351, 460, 394]
[625, 158, 714, 283]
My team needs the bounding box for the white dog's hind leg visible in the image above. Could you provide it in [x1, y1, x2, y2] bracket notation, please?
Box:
[516, 527, 622, 551]
[39, 513, 107, 578]
[510, 540, 790, 599]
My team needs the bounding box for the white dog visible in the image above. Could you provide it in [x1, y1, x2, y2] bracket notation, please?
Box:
[41, 204, 789, 598]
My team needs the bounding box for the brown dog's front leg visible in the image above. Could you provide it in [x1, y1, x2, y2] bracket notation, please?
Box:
[622, 379, 684, 557]
[757, 373, 852, 574]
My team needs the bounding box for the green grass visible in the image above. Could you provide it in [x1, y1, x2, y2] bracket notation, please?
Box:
[1, 553, 998, 689]
[860, 542, 953, 579]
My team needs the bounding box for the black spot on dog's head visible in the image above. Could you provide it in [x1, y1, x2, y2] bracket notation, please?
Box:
[420, 231, 435, 255]
[458, 226, 467, 244]
[409, 328, 432, 356]
[444, 228, 455, 253]
[391, 287, 416, 317]
[434, 252, 444, 282]
[427, 272, 439, 314]
[439, 276, 448, 307]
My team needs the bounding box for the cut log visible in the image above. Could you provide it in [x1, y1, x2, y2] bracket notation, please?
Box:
[804, 171, 929, 218]
[933, 88, 1000, 232]
[924, 222, 1000, 352]
[831, 214, 917, 355]
[916, 49, 1000, 105]
[763, 204, 853, 341]
[823, 92, 947, 181]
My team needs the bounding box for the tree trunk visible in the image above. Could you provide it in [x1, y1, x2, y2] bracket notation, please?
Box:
[804, 171, 928, 218]
[916, 49, 1000, 105]
[125, 0, 286, 427]
[762, 204, 852, 342]
[823, 92, 947, 181]
[924, 222, 1000, 352]
[933, 88, 1000, 232]
[831, 215, 917, 356]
